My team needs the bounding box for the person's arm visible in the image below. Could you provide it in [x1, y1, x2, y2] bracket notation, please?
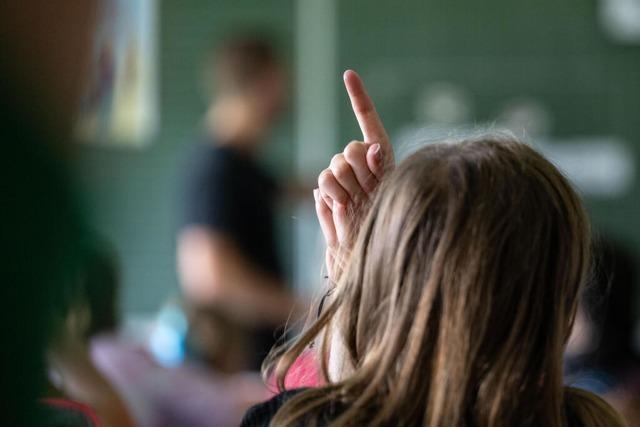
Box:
[49, 310, 135, 427]
[177, 225, 301, 327]
[50, 350, 135, 427]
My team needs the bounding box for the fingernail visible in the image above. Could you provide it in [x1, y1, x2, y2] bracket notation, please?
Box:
[313, 188, 319, 202]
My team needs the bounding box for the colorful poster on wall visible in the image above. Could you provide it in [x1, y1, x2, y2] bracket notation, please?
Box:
[77, 0, 159, 147]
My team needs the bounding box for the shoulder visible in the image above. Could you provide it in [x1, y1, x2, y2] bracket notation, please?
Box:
[189, 143, 237, 171]
[564, 387, 627, 427]
[182, 144, 245, 193]
[240, 389, 307, 427]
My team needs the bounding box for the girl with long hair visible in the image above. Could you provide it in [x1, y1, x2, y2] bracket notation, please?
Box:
[241, 71, 626, 427]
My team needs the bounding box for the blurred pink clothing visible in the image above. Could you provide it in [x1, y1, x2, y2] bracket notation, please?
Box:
[90, 334, 268, 427]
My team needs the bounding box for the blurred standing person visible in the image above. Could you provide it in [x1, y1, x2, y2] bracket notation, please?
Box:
[177, 35, 297, 371]
[47, 236, 135, 427]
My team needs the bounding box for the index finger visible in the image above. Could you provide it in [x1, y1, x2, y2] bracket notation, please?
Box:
[343, 70, 389, 146]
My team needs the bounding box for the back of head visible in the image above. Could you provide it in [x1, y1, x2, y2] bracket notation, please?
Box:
[80, 236, 121, 338]
[271, 134, 625, 426]
[204, 34, 280, 99]
[202, 33, 286, 138]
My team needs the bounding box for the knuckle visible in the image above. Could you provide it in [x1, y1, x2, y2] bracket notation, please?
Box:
[343, 141, 365, 161]
[330, 153, 344, 166]
[318, 169, 333, 187]
[332, 161, 351, 181]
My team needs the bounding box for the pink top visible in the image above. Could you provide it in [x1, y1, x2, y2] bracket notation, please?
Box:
[267, 348, 324, 396]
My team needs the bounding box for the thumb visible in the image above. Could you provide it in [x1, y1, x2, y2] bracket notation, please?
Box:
[366, 143, 385, 181]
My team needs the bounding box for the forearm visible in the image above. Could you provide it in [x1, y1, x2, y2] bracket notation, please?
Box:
[178, 228, 304, 327]
[214, 266, 301, 326]
[51, 351, 135, 427]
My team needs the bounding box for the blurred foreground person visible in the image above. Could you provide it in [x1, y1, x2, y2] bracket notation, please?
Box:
[241, 71, 626, 426]
[0, 94, 99, 427]
[47, 237, 135, 427]
[77, 238, 268, 427]
[566, 240, 640, 425]
[178, 34, 297, 370]
[0, 1, 106, 426]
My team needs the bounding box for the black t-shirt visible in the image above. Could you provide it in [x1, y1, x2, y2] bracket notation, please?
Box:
[180, 142, 285, 368]
[241, 388, 343, 427]
[181, 143, 283, 278]
[240, 389, 302, 427]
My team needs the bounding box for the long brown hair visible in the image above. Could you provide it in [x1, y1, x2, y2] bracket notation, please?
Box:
[267, 134, 626, 426]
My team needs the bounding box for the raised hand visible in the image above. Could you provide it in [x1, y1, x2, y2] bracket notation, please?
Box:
[343, 69, 393, 172]
[314, 70, 394, 275]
